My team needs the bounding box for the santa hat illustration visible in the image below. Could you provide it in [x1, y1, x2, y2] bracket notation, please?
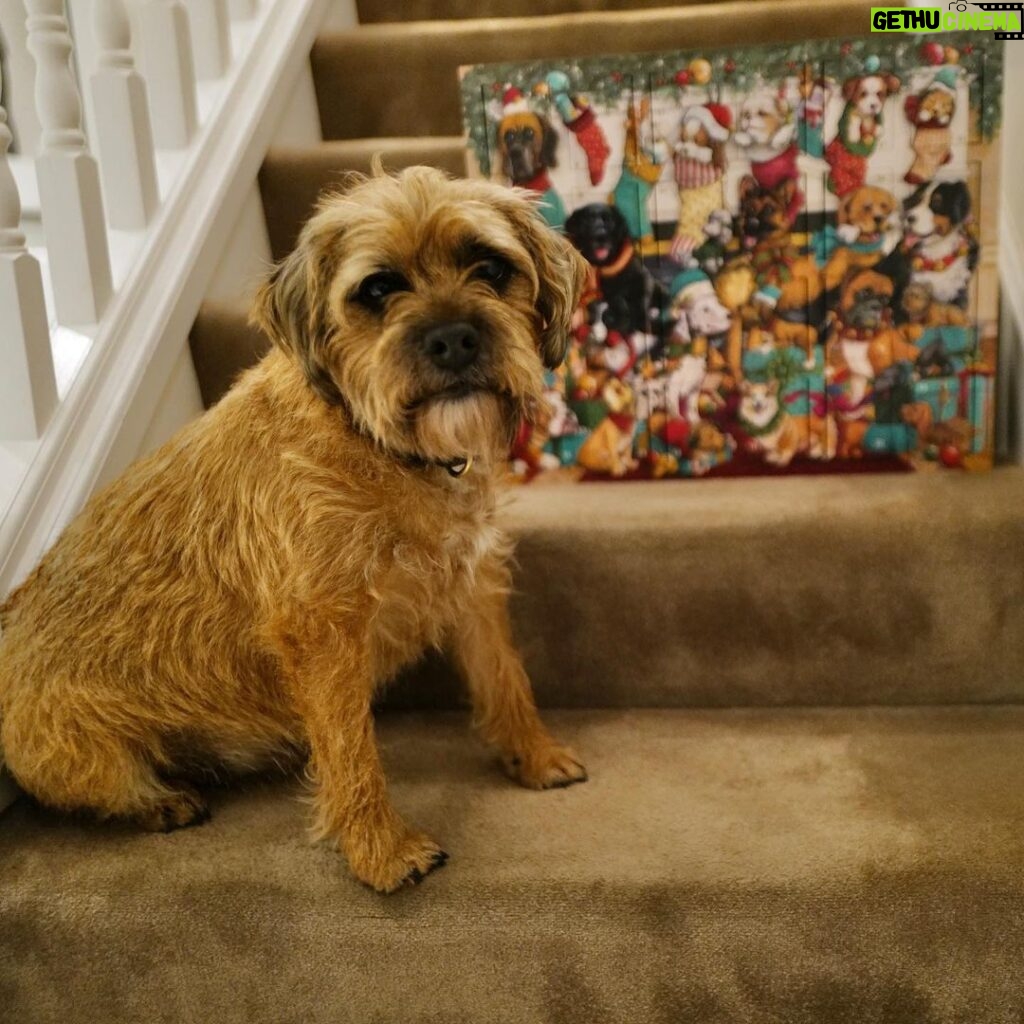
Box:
[682, 103, 733, 142]
[927, 66, 958, 96]
[501, 85, 532, 117]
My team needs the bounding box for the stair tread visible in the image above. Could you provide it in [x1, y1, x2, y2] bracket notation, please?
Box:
[327, 0, 807, 39]
[185, 303, 1024, 707]
[260, 138, 466, 259]
[311, 0, 873, 140]
[3, 706, 1023, 1022]
[356, 0, 736, 25]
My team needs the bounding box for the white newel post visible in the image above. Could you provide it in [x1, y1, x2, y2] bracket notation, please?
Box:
[182, 0, 231, 81]
[90, 0, 159, 230]
[228, 0, 257, 19]
[0, 64, 58, 440]
[135, 0, 198, 150]
[26, 0, 113, 326]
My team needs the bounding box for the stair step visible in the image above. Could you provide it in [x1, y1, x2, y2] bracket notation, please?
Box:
[355, 0, 732, 25]
[497, 469, 1024, 708]
[3, 705, 1022, 1022]
[188, 301, 270, 410]
[185, 302, 1024, 709]
[259, 137, 466, 260]
[311, 0, 871, 140]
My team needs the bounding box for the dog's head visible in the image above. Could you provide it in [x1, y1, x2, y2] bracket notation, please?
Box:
[842, 73, 900, 117]
[901, 281, 933, 320]
[253, 166, 588, 464]
[737, 175, 794, 247]
[677, 107, 729, 167]
[840, 269, 894, 330]
[918, 87, 955, 126]
[839, 185, 898, 240]
[601, 376, 634, 415]
[564, 203, 632, 268]
[739, 379, 780, 417]
[733, 89, 790, 149]
[498, 111, 559, 186]
[904, 180, 971, 242]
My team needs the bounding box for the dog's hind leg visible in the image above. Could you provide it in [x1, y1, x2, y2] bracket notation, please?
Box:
[1, 693, 209, 831]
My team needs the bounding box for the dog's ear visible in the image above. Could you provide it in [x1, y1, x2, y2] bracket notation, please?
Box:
[501, 198, 588, 369]
[738, 174, 759, 203]
[843, 77, 861, 102]
[539, 116, 559, 170]
[946, 181, 971, 224]
[884, 74, 901, 97]
[903, 182, 928, 212]
[775, 177, 796, 209]
[251, 221, 342, 404]
[564, 206, 584, 245]
[838, 191, 856, 224]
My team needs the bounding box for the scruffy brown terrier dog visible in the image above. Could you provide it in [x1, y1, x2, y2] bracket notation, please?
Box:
[0, 166, 590, 893]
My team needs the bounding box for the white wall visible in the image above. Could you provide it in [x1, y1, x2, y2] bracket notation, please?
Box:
[998, 54, 1023, 463]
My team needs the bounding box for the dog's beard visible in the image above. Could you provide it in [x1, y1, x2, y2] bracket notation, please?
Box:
[411, 391, 512, 464]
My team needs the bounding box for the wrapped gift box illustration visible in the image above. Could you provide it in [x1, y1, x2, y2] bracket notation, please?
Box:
[459, 34, 1003, 480]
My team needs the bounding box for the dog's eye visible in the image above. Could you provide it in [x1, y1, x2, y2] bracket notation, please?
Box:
[355, 271, 409, 310]
[472, 256, 513, 289]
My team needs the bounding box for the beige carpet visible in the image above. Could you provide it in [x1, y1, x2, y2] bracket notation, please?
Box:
[310, 0, 872, 141]
[3, 707, 1023, 1023]
[7, 2, 1021, 1021]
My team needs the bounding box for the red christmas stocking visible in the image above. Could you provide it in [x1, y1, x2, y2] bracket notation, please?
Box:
[567, 107, 610, 186]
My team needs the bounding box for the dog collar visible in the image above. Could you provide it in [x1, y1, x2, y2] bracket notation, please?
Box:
[401, 452, 474, 479]
[520, 169, 554, 194]
[599, 241, 635, 277]
[741, 406, 784, 438]
[321, 389, 476, 480]
[910, 237, 970, 273]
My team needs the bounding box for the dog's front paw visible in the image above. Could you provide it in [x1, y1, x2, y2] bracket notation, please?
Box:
[504, 742, 588, 790]
[347, 829, 448, 894]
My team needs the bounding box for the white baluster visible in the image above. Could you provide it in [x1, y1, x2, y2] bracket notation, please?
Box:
[26, 0, 113, 326]
[228, 0, 257, 18]
[91, 0, 159, 229]
[0, 0, 43, 156]
[182, 0, 231, 81]
[135, 0, 198, 150]
[0, 63, 58, 440]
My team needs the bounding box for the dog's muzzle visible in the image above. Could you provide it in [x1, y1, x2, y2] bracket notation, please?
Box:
[422, 321, 481, 373]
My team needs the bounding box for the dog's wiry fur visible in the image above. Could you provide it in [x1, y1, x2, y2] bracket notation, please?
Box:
[0, 166, 590, 892]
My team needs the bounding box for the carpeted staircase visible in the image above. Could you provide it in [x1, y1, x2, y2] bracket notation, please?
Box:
[3, 2, 1024, 1022]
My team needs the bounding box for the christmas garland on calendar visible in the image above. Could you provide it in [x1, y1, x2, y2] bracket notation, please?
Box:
[460, 32, 1003, 178]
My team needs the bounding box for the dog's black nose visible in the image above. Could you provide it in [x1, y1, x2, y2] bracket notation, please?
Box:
[423, 322, 480, 372]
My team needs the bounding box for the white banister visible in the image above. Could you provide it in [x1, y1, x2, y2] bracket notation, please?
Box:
[0, 63, 58, 440]
[26, 0, 113, 326]
[135, 0, 198, 150]
[182, 0, 231, 81]
[91, 0, 159, 230]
